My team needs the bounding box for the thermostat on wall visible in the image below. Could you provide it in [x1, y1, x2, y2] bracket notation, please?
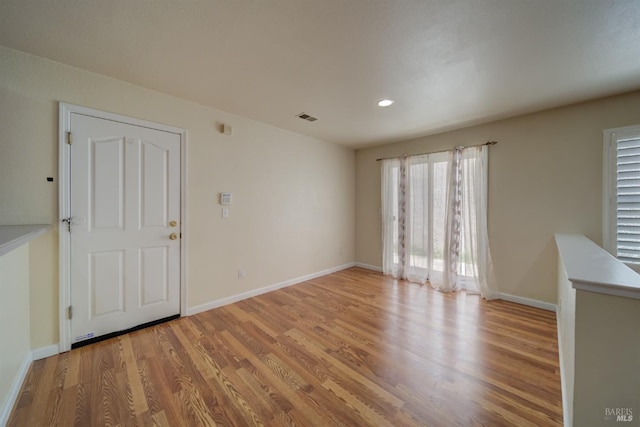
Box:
[220, 192, 232, 205]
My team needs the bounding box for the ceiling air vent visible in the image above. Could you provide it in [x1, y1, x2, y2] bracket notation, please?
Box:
[296, 112, 318, 122]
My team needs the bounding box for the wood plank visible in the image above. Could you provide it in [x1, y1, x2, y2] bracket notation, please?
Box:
[7, 267, 563, 426]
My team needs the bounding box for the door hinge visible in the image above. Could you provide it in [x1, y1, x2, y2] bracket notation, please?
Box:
[67, 305, 73, 320]
[61, 217, 72, 232]
[67, 131, 72, 145]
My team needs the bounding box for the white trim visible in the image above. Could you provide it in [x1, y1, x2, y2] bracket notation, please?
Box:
[0, 346, 61, 425]
[603, 129, 616, 256]
[180, 130, 189, 317]
[59, 103, 187, 135]
[556, 306, 572, 427]
[571, 281, 640, 300]
[497, 292, 556, 311]
[556, 234, 640, 299]
[186, 263, 355, 316]
[603, 124, 640, 257]
[351, 265, 557, 311]
[0, 352, 32, 426]
[58, 103, 72, 353]
[58, 103, 188, 352]
[354, 262, 383, 272]
[31, 344, 59, 361]
[0, 225, 50, 257]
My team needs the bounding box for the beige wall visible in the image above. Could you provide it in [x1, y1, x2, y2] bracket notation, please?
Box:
[0, 244, 30, 422]
[356, 91, 640, 302]
[574, 290, 640, 426]
[3, 40, 640, 352]
[0, 46, 355, 349]
[556, 235, 640, 426]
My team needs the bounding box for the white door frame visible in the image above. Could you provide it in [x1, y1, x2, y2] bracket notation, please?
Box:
[58, 103, 189, 352]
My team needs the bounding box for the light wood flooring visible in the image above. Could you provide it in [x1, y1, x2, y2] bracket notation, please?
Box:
[8, 267, 563, 426]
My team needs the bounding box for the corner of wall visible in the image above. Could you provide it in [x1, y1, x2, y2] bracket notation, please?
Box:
[0, 353, 32, 427]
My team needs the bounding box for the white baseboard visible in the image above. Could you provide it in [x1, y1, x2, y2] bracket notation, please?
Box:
[0, 352, 32, 426]
[32, 344, 59, 361]
[0, 344, 60, 425]
[186, 262, 356, 316]
[556, 306, 571, 427]
[354, 262, 383, 272]
[498, 292, 556, 311]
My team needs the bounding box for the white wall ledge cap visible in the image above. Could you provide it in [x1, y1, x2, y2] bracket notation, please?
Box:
[0, 224, 51, 257]
[555, 233, 640, 299]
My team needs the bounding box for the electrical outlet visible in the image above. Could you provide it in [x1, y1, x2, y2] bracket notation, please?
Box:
[238, 268, 245, 279]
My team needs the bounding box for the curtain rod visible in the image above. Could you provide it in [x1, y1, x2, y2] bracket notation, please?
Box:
[375, 141, 498, 162]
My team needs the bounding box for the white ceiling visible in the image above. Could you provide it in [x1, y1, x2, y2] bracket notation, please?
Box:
[1, 1, 640, 148]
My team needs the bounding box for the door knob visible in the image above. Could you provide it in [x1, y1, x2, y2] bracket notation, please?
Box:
[169, 220, 177, 227]
[169, 233, 178, 240]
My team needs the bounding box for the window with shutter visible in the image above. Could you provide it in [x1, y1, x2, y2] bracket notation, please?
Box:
[604, 125, 640, 268]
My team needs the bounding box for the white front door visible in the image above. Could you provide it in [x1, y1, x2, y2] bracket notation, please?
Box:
[68, 112, 181, 345]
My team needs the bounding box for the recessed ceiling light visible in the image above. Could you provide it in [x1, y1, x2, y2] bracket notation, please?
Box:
[377, 99, 394, 107]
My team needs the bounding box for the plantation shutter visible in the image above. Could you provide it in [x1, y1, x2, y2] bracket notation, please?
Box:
[616, 135, 640, 264]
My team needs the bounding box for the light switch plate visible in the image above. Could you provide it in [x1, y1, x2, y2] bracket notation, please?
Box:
[222, 208, 229, 218]
[220, 192, 232, 205]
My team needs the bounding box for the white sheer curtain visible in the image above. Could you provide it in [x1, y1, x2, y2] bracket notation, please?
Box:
[381, 145, 497, 298]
